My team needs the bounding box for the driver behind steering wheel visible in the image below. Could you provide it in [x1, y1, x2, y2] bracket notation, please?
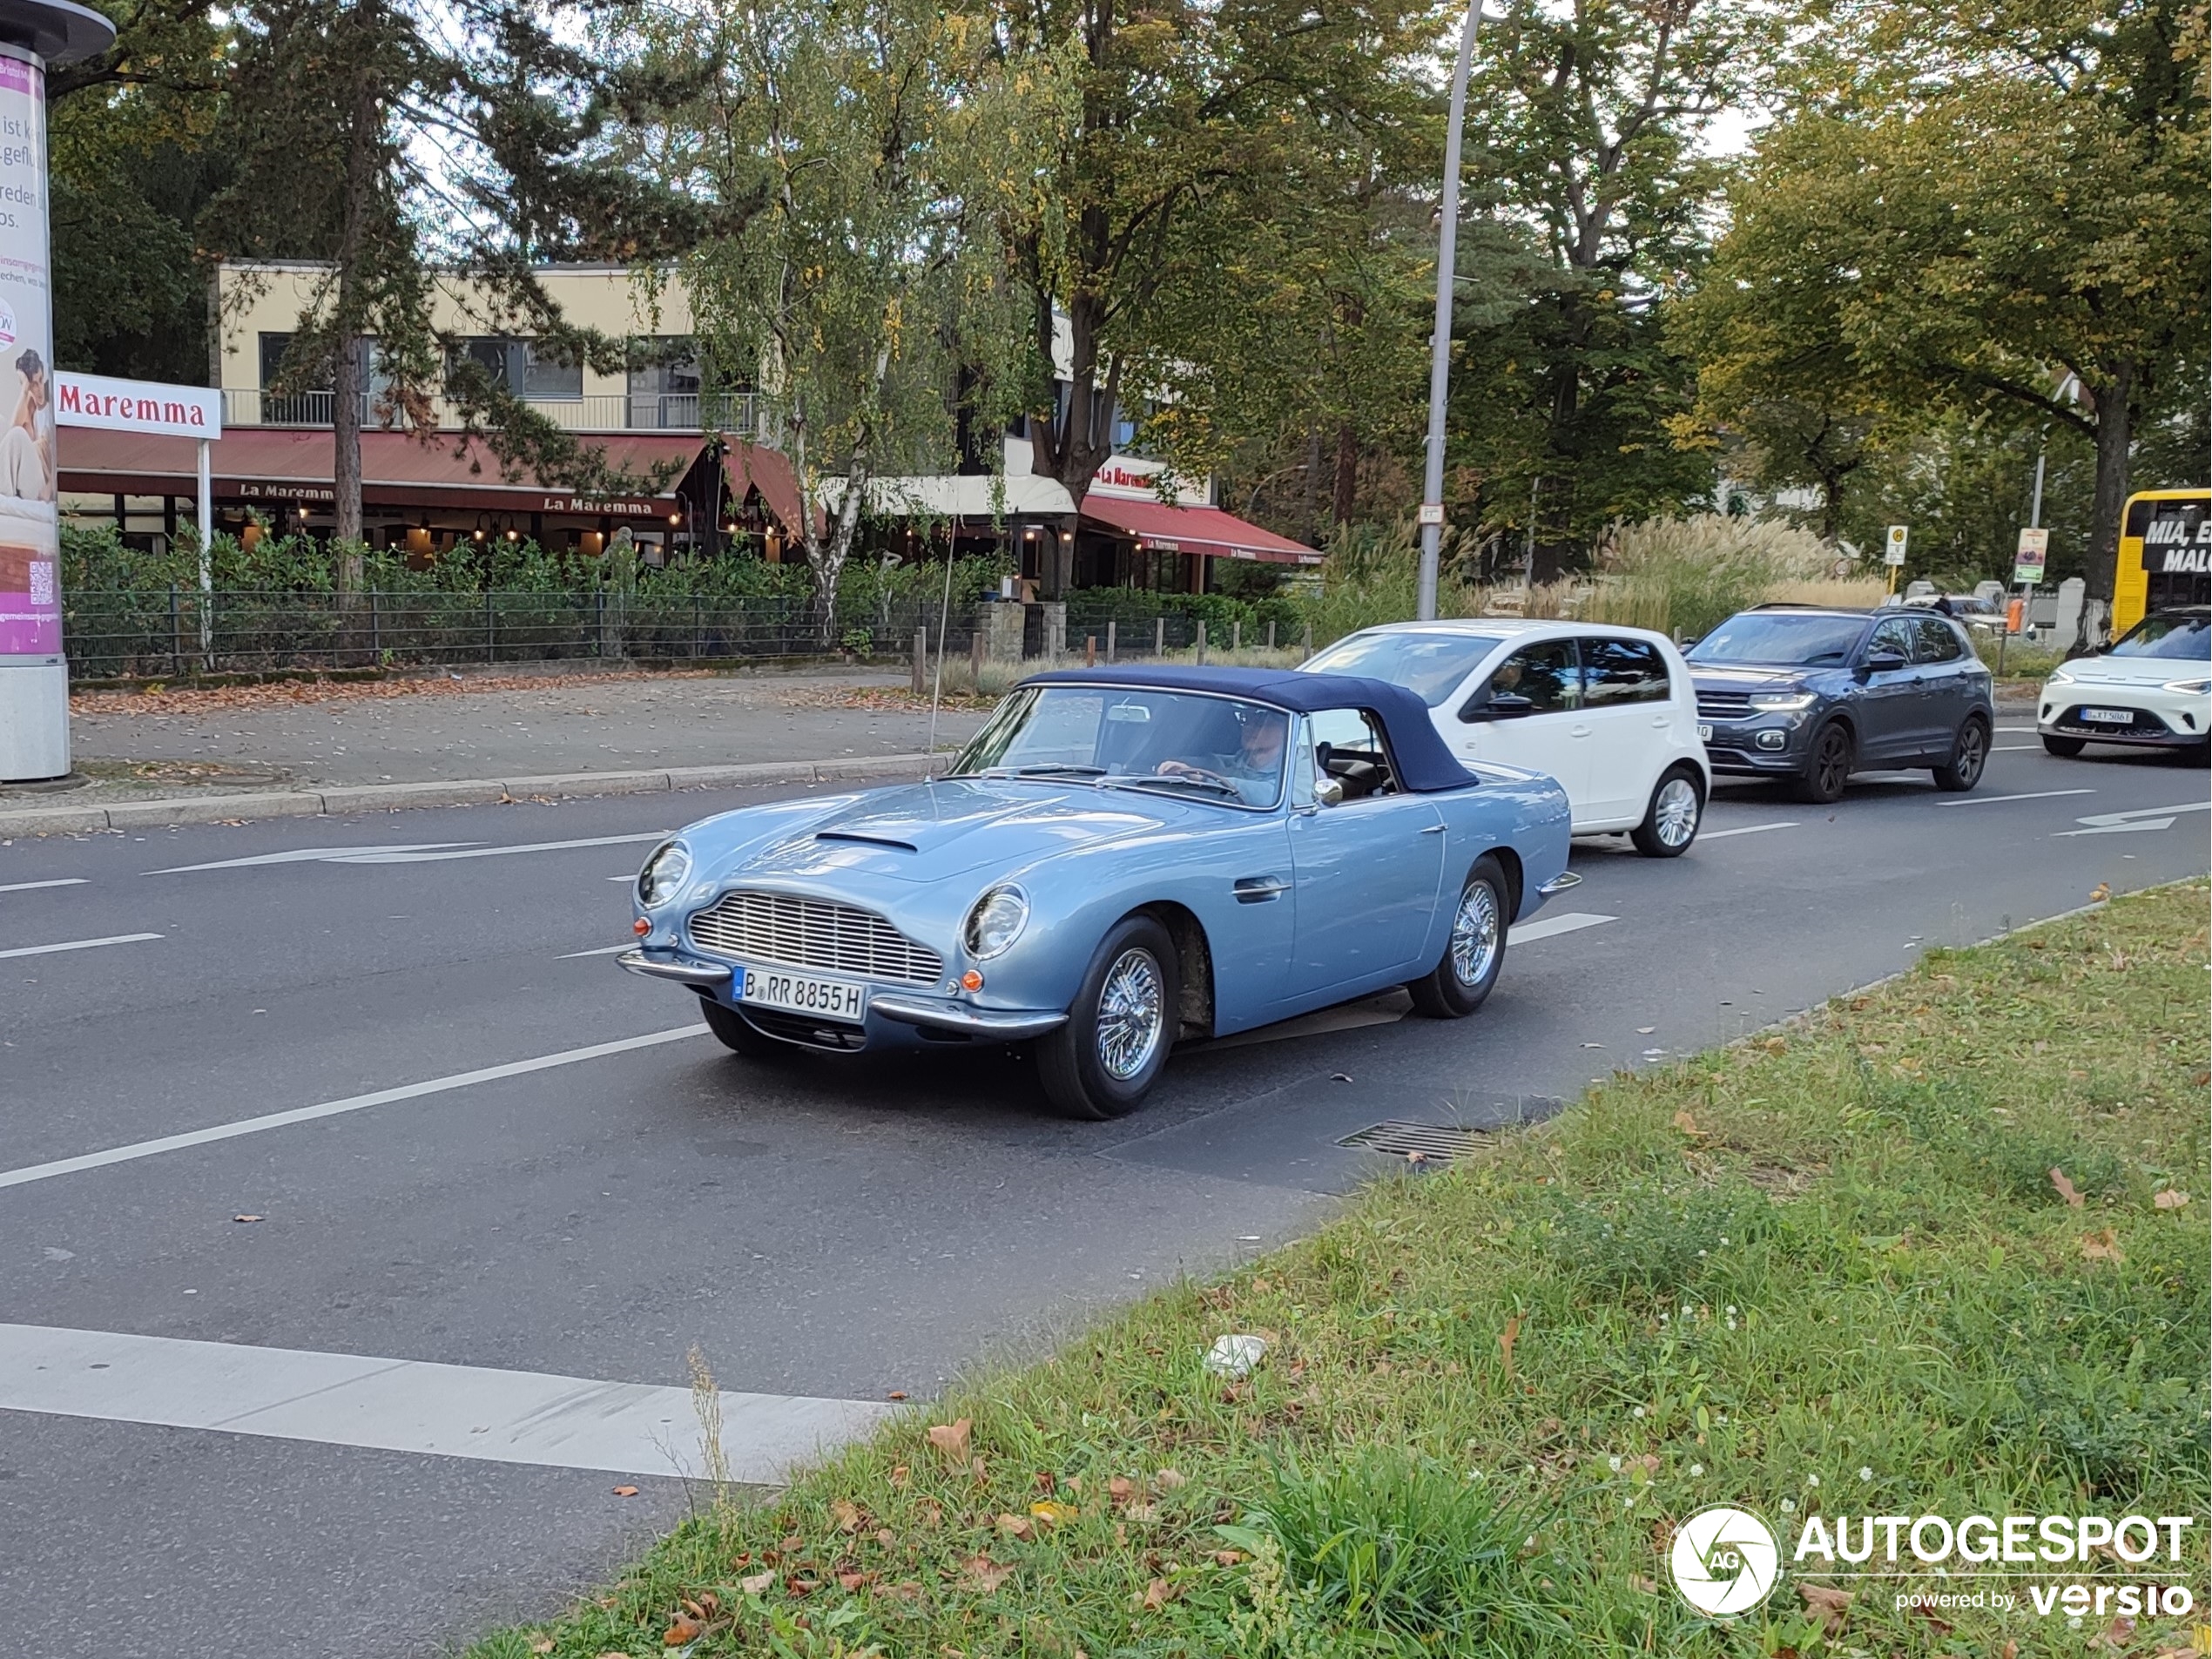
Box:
[1155, 708, 1288, 805]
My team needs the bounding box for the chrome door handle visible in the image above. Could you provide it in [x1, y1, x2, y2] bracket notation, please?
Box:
[1233, 876, 1292, 903]
[1420, 823, 1447, 835]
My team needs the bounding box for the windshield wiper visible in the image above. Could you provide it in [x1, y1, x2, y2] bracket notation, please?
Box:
[972, 764, 1109, 779]
[1100, 772, 1244, 799]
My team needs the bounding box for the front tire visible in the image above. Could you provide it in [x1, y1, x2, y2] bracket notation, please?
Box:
[1629, 766, 1703, 857]
[698, 996, 790, 1058]
[1406, 855, 1509, 1019]
[1791, 721, 1853, 804]
[1932, 714, 1990, 791]
[2041, 733, 2086, 758]
[1035, 914, 1180, 1119]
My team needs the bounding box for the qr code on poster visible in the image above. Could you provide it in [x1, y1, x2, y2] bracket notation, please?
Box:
[28, 559, 53, 604]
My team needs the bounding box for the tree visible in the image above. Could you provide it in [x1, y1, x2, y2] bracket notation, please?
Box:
[201, 0, 715, 585]
[1449, 0, 1770, 575]
[983, 0, 1436, 590]
[1710, 0, 2208, 634]
[661, 0, 1016, 641]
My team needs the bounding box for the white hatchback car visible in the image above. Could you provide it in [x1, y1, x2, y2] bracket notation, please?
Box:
[2037, 607, 2212, 762]
[1300, 619, 1712, 855]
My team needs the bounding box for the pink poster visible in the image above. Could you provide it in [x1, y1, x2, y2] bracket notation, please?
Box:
[0, 49, 57, 658]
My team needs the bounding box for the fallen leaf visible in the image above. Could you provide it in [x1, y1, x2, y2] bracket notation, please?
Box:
[958, 1554, 1015, 1594]
[2089, 881, 2110, 903]
[1799, 1582, 1852, 1635]
[1499, 1314, 1521, 1379]
[1212, 1549, 1246, 1567]
[1108, 1476, 1136, 1507]
[887, 1390, 907, 1400]
[2049, 1167, 2085, 1208]
[970, 1454, 988, 1480]
[1629, 1575, 1658, 1594]
[995, 1513, 1035, 1541]
[1155, 1467, 1187, 1490]
[1028, 1501, 1079, 1527]
[1139, 1576, 1181, 1611]
[836, 1570, 876, 1592]
[2154, 1189, 2188, 1210]
[926, 1418, 971, 1460]
[662, 1615, 700, 1646]
[611, 1486, 640, 1498]
[738, 1570, 775, 1595]
[831, 1500, 863, 1534]
[2080, 1227, 2124, 1263]
[529, 1641, 555, 1656]
[233, 1214, 263, 1224]
[1911, 1600, 1953, 1635]
[889, 1464, 909, 1487]
[1671, 1109, 1702, 1137]
[2093, 1615, 2136, 1649]
[875, 1528, 895, 1547]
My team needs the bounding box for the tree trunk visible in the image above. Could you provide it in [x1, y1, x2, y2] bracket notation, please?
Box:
[332, 334, 364, 585]
[1332, 421, 1358, 528]
[1028, 289, 1118, 596]
[2082, 362, 2135, 644]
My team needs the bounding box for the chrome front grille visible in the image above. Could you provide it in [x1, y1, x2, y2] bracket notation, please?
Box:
[687, 890, 944, 986]
[1696, 691, 1754, 720]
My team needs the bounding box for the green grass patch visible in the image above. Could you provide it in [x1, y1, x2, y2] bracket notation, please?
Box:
[476, 884, 2209, 1659]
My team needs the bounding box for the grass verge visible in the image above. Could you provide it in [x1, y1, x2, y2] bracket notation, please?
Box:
[475, 882, 2209, 1659]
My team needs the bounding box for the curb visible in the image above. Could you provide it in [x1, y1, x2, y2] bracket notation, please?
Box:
[0, 752, 940, 838]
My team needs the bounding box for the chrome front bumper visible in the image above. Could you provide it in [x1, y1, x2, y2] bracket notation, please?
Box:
[616, 948, 732, 987]
[1537, 872, 1582, 896]
[871, 995, 1068, 1040]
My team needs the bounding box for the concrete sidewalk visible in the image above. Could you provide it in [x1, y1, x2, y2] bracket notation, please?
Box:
[0, 666, 993, 835]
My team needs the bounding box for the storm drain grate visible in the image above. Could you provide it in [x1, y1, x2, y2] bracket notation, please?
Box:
[1338, 1120, 1493, 1164]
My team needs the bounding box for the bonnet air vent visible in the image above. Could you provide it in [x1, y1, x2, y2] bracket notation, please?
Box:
[813, 831, 919, 853]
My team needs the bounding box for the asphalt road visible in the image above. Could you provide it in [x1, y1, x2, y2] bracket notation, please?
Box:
[1, 732, 2204, 1656]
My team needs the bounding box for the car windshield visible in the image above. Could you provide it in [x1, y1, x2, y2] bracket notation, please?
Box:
[1302, 630, 1506, 706]
[2106, 613, 2211, 661]
[1689, 612, 1868, 667]
[950, 686, 1289, 807]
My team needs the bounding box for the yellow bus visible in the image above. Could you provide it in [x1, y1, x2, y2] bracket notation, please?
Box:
[2115, 488, 2211, 635]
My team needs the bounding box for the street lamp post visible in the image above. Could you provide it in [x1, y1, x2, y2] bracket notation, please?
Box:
[1414, 0, 1486, 622]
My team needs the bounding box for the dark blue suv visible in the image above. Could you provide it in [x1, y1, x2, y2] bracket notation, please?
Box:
[1687, 605, 1994, 802]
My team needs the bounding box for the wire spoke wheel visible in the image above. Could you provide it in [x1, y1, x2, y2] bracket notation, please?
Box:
[1449, 880, 1501, 988]
[1095, 948, 1165, 1081]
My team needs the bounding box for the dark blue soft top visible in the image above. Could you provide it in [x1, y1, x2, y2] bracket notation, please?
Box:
[1018, 665, 1478, 793]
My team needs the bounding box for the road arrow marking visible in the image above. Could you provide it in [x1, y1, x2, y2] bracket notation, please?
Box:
[2055, 800, 2212, 838]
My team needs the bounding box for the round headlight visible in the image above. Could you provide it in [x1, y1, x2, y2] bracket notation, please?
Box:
[637, 841, 691, 909]
[963, 885, 1030, 960]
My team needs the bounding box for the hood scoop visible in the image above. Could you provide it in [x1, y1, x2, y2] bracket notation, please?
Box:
[813, 830, 919, 853]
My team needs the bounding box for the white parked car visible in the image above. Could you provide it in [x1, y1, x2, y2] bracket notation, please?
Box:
[1300, 619, 1712, 855]
[2038, 607, 2211, 762]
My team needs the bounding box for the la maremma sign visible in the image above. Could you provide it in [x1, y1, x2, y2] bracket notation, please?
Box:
[54, 371, 220, 438]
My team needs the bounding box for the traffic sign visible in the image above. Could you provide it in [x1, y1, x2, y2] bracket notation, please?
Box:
[1417, 501, 1446, 527]
[2013, 526, 2048, 586]
[1884, 525, 1909, 566]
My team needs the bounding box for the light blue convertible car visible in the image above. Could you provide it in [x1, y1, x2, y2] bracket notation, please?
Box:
[620, 666, 1575, 1117]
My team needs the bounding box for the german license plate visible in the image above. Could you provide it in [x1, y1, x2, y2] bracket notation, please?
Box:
[1696, 723, 1713, 742]
[2080, 707, 2133, 725]
[740, 968, 867, 1020]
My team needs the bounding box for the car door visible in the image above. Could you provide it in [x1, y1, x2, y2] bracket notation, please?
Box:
[1453, 637, 1592, 823]
[1910, 615, 1973, 758]
[1576, 634, 1675, 824]
[1286, 707, 1446, 1001]
[1855, 616, 1921, 762]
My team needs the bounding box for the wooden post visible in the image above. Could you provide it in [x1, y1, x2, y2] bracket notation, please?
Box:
[1085, 634, 1096, 666]
[912, 628, 927, 693]
[1231, 620, 1242, 652]
[1303, 620, 1313, 658]
[969, 628, 984, 685]
[1154, 617, 1164, 657]
[1197, 621, 1208, 664]
[1106, 619, 1117, 662]
[1267, 620, 1276, 650]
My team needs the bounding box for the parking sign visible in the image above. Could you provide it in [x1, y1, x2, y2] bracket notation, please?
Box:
[2013, 526, 2048, 586]
[1885, 525, 1909, 566]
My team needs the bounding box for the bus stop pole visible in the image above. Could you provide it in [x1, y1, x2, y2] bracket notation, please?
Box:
[197, 435, 213, 665]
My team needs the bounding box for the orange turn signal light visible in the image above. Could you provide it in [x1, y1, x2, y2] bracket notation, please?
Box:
[633, 918, 651, 936]
[961, 969, 984, 991]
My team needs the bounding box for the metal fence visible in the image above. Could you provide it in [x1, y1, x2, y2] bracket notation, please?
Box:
[224, 389, 762, 435]
[60, 589, 1305, 681]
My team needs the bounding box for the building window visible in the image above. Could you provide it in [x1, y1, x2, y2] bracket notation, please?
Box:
[451, 337, 583, 401]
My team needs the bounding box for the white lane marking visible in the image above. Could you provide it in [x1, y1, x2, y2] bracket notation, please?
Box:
[0, 1024, 708, 1191]
[1995, 725, 2038, 733]
[0, 878, 87, 894]
[559, 943, 637, 959]
[1936, 788, 2097, 808]
[1514, 911, 1617, 943]
[0, 1324, 894, 1481]
[2056, 800, 2212, 838]
[150, 843, 479, 873]
[1993, 744, 2041, 752]
[607, 873, 636, 882]
[338, 832, 668, 865]
[1698, 821, 1798, 840]
[0, 931, 162, 961]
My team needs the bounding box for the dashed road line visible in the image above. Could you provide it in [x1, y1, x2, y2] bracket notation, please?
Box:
[0, 1323, 894, 1480]
[0, 1024, 709, 1191]
[1513, 911, 1617, 942]
[0, 878, 88, 894]
[1937, 788, 2097, 808]
[1698, 821, 1798, 840]
[0, 931, 162, 961]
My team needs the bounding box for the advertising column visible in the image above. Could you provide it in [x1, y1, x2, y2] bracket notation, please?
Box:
[0, 42, 62, 779]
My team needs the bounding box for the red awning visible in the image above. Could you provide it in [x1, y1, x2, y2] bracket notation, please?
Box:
[1079, 494, 1321, 565]
[57, 427, 810, 538]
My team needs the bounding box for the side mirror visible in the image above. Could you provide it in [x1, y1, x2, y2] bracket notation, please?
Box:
[1314, 776, 1346, 808]
[1862, 651, 1908, 675]
[1469, 692, 1537, 722]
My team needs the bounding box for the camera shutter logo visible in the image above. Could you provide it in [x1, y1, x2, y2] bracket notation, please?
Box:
[1669, 1505, 1782, 1616]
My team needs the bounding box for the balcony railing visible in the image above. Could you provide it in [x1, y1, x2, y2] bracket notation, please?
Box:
[226, 389, 761, 436]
